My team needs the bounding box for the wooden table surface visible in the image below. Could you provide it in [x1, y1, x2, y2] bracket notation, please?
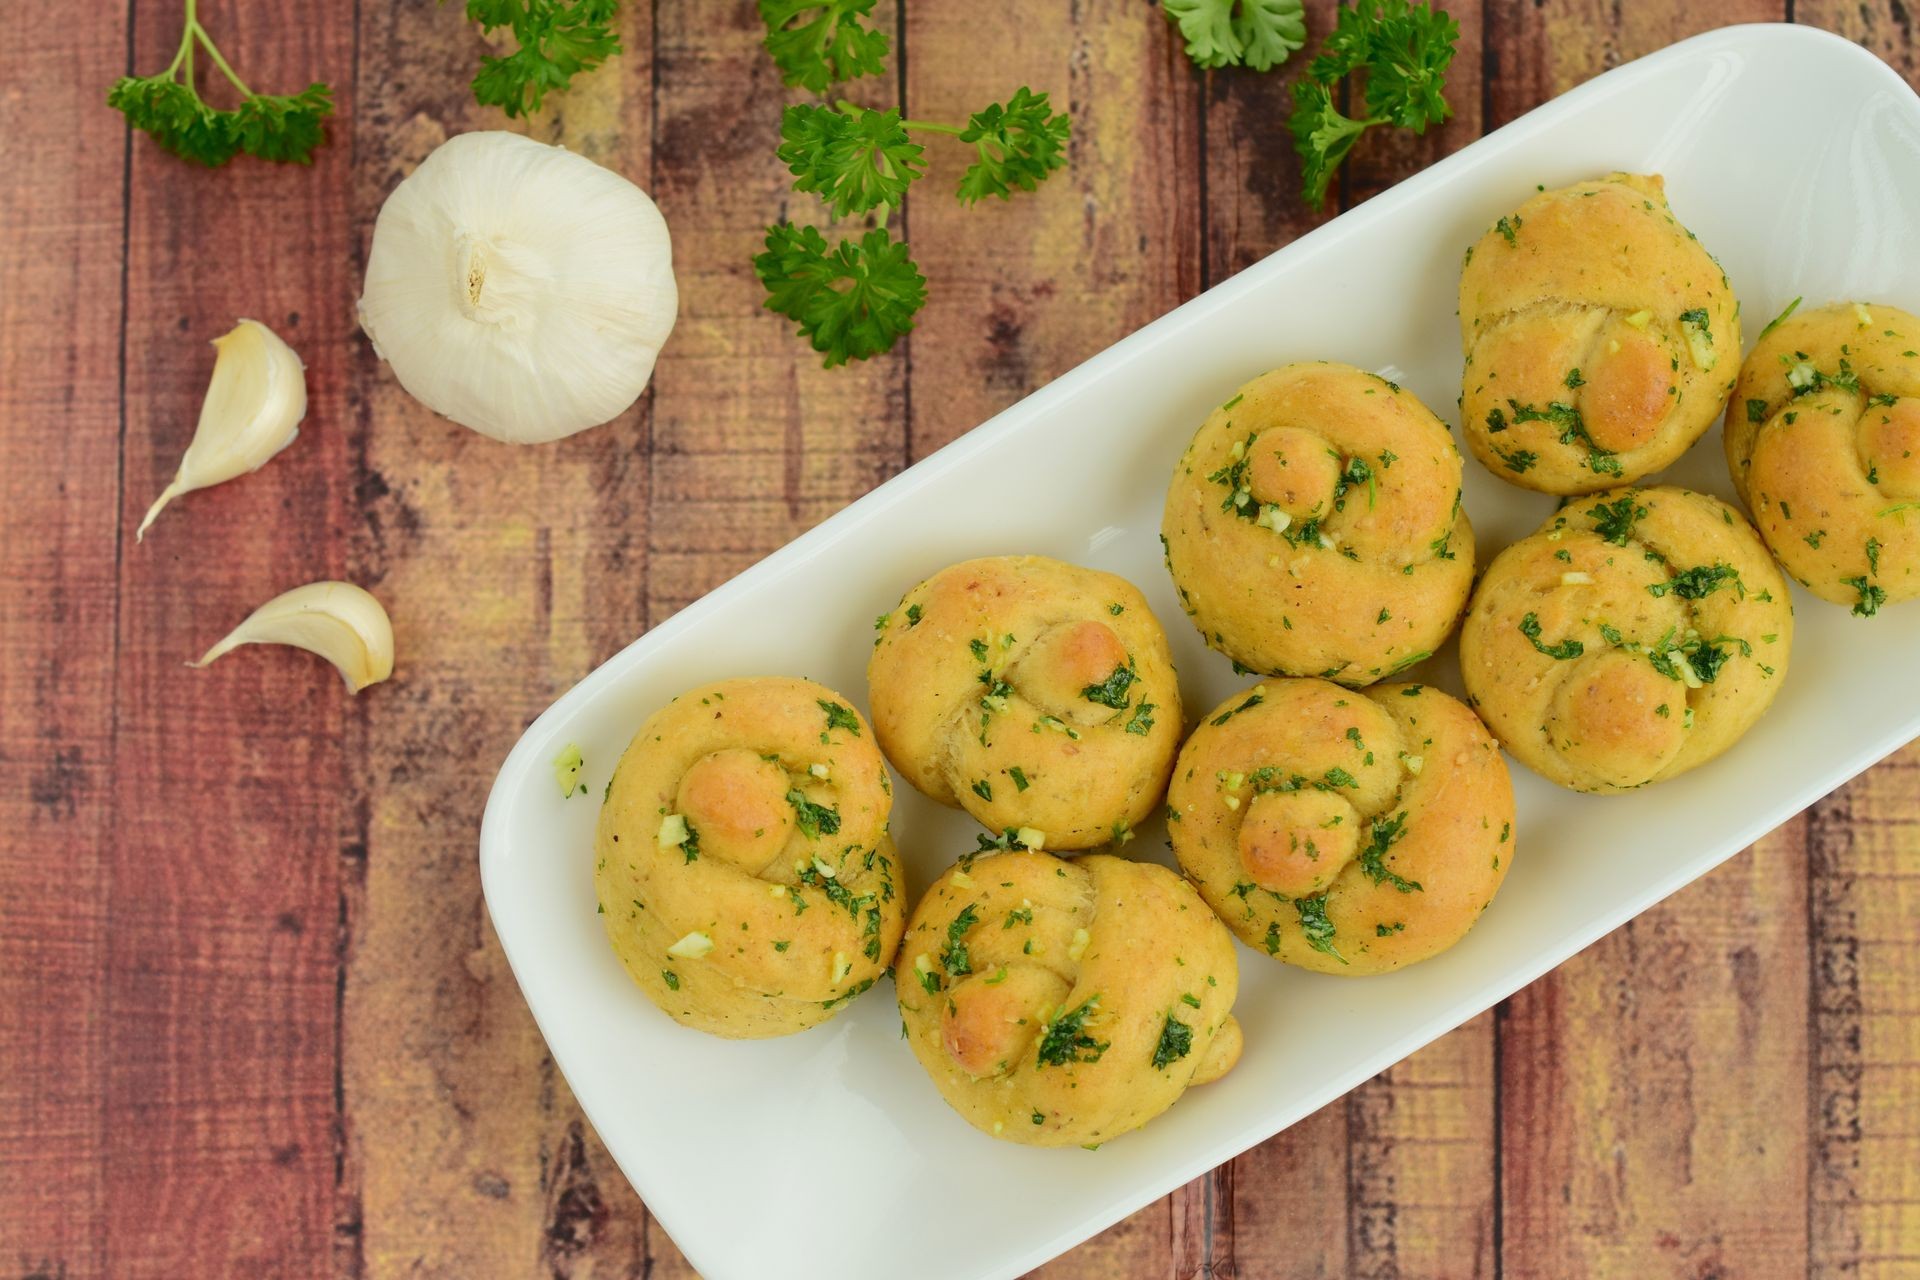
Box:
[5, 2, 1918, 1277]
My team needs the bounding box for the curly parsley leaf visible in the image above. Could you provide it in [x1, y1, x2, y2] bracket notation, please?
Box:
[1587, 495, 1648, 546]
[108, 7, 333, 166]
[759, 0, 889, 93]
[785, 789, 842, 839]
[1151, 1011, 1194, 1069]
[1519, 612, 1583, 660]
[1288, 0, 1457, 209]
[756, 224, 927, 367]
[940, 904, 980, 976]
[1296, 894, 1346, 963]
[1356, 812, 1421, 893]
[777, 104, 924, 217]
[1081, 663, 1136, 710]
[1313, 0, 1456, 129]
[462, 0, 622, 119]
[1037, 996, 1109, 1067]
[1649, 563, 1741, 601]
[818, 699, 862, 736]
[1845, 575, 1887, 618]
[1162, 0, 1308, 72]
[1289, 82, 1370, 210]
[955, 88, 1072, 204]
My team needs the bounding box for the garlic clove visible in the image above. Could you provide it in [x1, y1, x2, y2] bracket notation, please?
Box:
[191, 581, 394, 693]
[138, 319, 306, 541]
[357, 131, 678, 445]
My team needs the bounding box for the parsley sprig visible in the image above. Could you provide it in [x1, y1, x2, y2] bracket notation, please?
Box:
[108, 0, 334, 166]
[754, 17, 1071, 366]
[760, 0, 889, 93]
[1161, 0, 1308, 72]
[755, 225, 928, 368]
[458, 0, 622, 119]
[1287, 0, 1458, 209]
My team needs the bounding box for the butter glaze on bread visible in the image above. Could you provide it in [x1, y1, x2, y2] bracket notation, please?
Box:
[897, 851, 1240, 1147]
[595, 676, 905, 1037]
[1460, 487, 1793, 793]
[1724, 300, 1920, 616]
[868, 556, 1181, 851]
[1170, 678, 1514, 976]
[1161, 363, 1474, 685]
[1460, 174, 1740, 493]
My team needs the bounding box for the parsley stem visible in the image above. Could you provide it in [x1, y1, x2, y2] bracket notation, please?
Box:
[829, 99, 967, 137]
[165, 0, 196, 78]
[193, 18, 256, 100]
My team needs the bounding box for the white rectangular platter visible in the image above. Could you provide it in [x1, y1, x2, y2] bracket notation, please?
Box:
[479, 24, 1920, 1280]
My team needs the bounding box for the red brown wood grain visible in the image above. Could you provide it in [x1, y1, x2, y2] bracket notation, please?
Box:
[0, 3, 128, 1276]
[0, 3, 1915, 1277]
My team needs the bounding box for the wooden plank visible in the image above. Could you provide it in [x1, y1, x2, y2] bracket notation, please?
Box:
[1483, 6, 1819, 1277]
[1499, 821, 1811, 1277]
[1485, 1, 1786, 128]
[341, 2, 688, 1277]
[1797, 2, 1919, 86]
[0, 3, 128, 1277]
[1344, 1, 1486, 206]
[1198, 1, 1344, 288]
[1188, 11, 1351, 1273]
[647, 0, 907, 619]
[1190, 5, 1503, 1274]
[1808, 743, 1920, 1280]
[894, 4, 1198, 1274]
[1801, 5, 1920, 1267]
[903, 0, 1202, 459]
[102, 1, 358, 1274]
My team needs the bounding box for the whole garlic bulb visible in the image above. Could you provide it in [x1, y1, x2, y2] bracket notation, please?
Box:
[357, 131, 677, 444]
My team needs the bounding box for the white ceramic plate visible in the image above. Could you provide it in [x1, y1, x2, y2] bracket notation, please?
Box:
[480, 25, 1920, 1280]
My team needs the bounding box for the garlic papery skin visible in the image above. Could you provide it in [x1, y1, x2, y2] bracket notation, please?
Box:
[192, 581, 394, 694]
[356, 131, 678, 444]
[138, 318, 306, 541]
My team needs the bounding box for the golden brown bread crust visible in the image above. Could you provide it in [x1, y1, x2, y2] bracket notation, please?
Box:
[1161, 363, 1474, 685]
[1723, 301, 1920, 615]
[1459, 487, 1793, 793]
[896, 851, 1240, 1147]
[1170, 678, 1514, 976]
[1459, 174, 1740, 494]
[594, 676, 905, 1038]
[867, 556, 1181, 850]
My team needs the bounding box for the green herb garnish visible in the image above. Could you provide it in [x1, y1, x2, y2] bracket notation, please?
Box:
[1519, 612, 1583, 660]
[459, 0, 622, 119]
[1288, 2, 1459, 210]
[110, 0, 334, 165]
[1211, 693, 1265, 725]
[786, 790, 842, 839]
[1151, 1012, 1195, 1069]
[1295, 894, 1346, 963]
[1082, 663, 1137, 709]
[818, 699, 862, 736]
[1037, 997, 1109, 1067]
[940, 904, 980, 976]
[1161, 0, 1308, 71]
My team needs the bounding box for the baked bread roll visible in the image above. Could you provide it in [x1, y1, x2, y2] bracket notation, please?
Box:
[594, 676, 905, 1038]
[896, 850, 1241, 1147]
[1460, 174, 1740, 493]
[1160, 363, 1474, 684]
[868, 556, 1181, 850]
[1460, 486, 1793, 793]
[1170, 678, 1514, 976]
[1724, 300, 1920, 616]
